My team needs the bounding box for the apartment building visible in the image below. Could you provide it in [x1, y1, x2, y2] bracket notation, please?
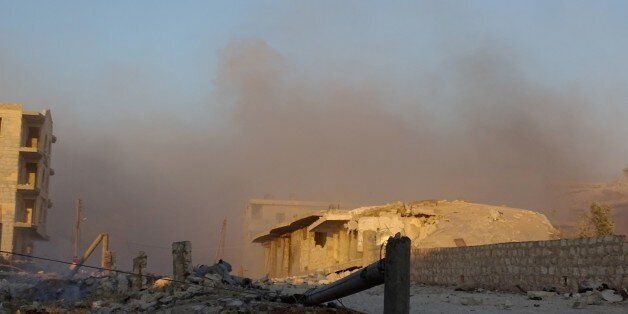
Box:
[0, 103, 55, 256]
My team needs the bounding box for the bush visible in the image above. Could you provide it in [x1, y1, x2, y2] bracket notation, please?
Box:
[577, 202, 614, 237]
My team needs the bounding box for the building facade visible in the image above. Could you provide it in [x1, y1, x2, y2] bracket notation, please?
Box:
[0, 104, 54, 256]
[253, 200, 559, 278]
[241, 199, 337, 277]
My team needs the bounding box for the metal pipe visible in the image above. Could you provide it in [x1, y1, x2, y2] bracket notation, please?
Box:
[301, 258, 385, 306]
[67, 233, 105, 278]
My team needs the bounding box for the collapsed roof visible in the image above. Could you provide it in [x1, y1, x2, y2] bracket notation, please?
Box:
[253, 200, 559, 248]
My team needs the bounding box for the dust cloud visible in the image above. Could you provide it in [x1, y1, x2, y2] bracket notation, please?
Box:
[4, 39, 621, 273]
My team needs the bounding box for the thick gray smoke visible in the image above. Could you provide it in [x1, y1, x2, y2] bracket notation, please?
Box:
[3, 39, 624, 273]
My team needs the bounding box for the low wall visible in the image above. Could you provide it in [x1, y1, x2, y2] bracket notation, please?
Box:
[411, 235, 627, 292]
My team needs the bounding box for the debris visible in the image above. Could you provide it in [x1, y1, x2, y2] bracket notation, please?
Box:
[600, 289, 623, 303]
[152, 277, 172, 292]
[527, 291, 556, 300]
[583, 291, 602, 305]
[572, 300, 586, 309]
[460, 296, 483, 305]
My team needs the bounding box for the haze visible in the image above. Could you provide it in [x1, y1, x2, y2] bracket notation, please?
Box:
[1, 1, 627, 273]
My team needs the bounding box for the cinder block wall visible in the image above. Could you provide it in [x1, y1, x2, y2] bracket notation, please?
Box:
[411, 235, 627, 292]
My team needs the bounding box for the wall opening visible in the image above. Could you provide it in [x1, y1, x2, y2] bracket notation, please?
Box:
[26, 127, 40, 148]
[23, 199, 35, 224]
[25, 163, 37, 186]
[251, 204, 262, 219]
[275, 212, 285, 223]
[314, 232, 327, 247]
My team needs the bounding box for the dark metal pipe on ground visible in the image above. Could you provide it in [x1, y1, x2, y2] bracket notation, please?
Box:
[301, 259, 385, 306]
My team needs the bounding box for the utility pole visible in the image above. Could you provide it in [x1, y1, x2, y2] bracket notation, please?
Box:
[214, 218, 227, 262]
[73, 199, 82, 264]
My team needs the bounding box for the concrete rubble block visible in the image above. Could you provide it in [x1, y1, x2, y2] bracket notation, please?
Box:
[600, 289, 623, 303]
[527, 291, 557, 299]
[460, 296, 483, 306]
[172, 241, 192, 283]
[152, 277, 173, 292]
[583, 291, 603, 305]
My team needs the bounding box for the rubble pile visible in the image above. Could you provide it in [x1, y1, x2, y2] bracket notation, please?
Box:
[263, 268, 357, 287]
[0, 261, 359, 313]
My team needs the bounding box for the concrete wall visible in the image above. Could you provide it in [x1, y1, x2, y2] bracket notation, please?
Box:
[0, 104, 23, 254]
[411, 235, 627, 292]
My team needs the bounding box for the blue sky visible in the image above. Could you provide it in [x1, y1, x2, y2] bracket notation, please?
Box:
[1, 0, 627, 122]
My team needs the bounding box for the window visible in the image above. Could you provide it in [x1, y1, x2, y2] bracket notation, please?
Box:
[302, 229, 308, 240]
[23, 199, 35, 223]
[26, 127, 40, 148]
[25, 163, 38, 186]
[0, 117, 2, 133]
[275, 212, 285, 223]
[251, 204, 262, 219]
[314, 232, 327, 247]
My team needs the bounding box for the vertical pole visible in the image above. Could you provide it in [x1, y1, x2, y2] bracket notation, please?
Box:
[132, 251, 147, 290]
[172, 241, 192, 283]
[214, 218, 227, 263]
[384, 234, 410, 314]
[73, 199, 82, 263]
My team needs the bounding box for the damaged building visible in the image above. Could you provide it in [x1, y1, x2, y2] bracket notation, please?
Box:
[0, 104, 55, 256]
[252, 200, 559, 278]
[241, 198, 342, 276]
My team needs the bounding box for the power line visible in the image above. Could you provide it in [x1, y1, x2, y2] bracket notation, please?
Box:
[0, 250, 260, 296]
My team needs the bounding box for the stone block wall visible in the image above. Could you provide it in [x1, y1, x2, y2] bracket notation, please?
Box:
[411, 235, 627, 292]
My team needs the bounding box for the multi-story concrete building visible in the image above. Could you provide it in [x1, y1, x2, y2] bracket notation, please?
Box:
[0, 104, 54, 256]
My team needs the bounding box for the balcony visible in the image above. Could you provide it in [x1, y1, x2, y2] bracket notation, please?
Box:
[19, 146, 43, 159]
[17, 184, 40, 195]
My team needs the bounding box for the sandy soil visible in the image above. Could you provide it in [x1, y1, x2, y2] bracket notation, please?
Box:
[338, 284, 627, 313]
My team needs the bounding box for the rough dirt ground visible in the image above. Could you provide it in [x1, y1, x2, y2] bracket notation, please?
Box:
[337, 284, 627, 314]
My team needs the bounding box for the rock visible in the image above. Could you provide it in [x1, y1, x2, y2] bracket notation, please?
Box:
[204, 273, 222, 283]
[600, 289, 623, 303]
[454, 284, 476, 292]
[91, 300, 106, 309]
[141, 292, 164, 303]
[174, 290, 192, 299]
[584, 291, 602, 305]
[460, 296, 483, 306]
[187, 276, 203, 284]
[116, 274, 130, 294]
[228, 300, 243, 307]
[579, 280, 603, 292]
[139, 300, 157, 311]
[152, 277, 172, 292]
[572, 300, 586, 309]
[501, 299, 513, 309]
[159, 295, 174, 304]
[99, 278, 115, 296]
[527, 291, 556, 299]
[187, 284, 203, 294]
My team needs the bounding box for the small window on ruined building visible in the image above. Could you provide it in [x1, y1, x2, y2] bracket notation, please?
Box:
[314, 232, 327, 247]
[276, 212, 285, 223]
[302, 229, 308, 240]
[251, 204, 262, 219]
[26, 163, 38, 186]
[23, 199, 35, 224]
[26, 127, 40, 148]
[0, 117, 2, 134]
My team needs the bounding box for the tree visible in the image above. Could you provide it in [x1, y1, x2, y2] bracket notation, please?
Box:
[578, 202, 614, 237]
